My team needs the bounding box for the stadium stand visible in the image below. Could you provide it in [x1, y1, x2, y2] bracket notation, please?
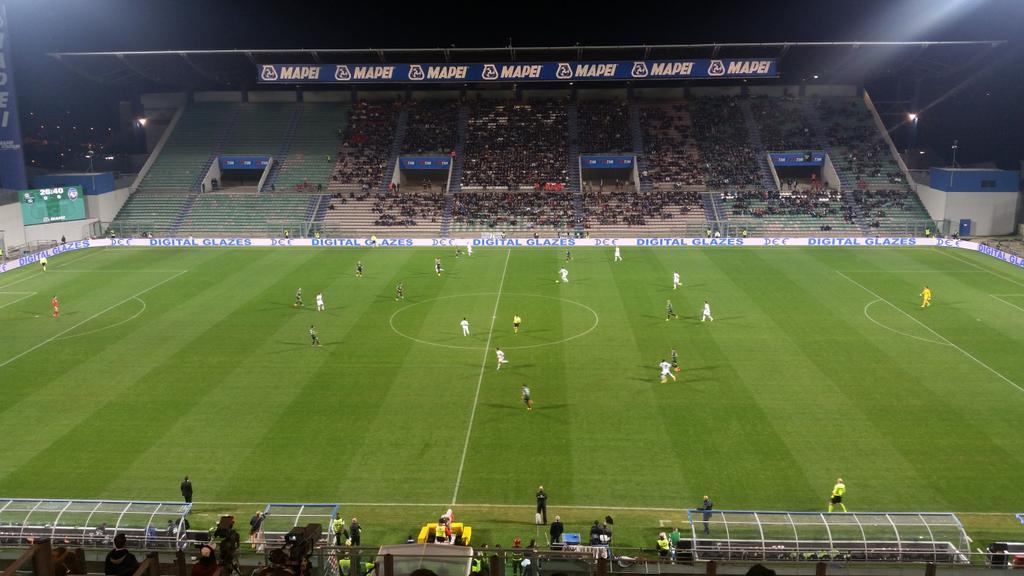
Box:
[638, 102, 706, 189]
[449, 190, 576, 235]
[816, 98, 909, 190]
[330, 101, 401, 190]
[747, 97, 818, 152]
[689, 97, 761, 189]
[268, 103, 350, 192]
[138, 103, 237, 192]
[577, 99, 632, 153]
[461, 99, 569, 190]
[176, 193, 318, 236]
[320, 191, 444, 237]
[583, 186, 707, 236]
[721, 188, 861, 235]
[402, 100, 460, 154]
[109, 192, 193, 236]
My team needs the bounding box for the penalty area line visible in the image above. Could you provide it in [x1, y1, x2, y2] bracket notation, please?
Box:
[837, 270, 1024, 394]
[0, 270, 187, 370]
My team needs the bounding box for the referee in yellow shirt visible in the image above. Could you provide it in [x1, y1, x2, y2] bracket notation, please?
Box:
[828, 478, 847, 512]
[920, 286, 932, 308]
[513, 314, 522, 334]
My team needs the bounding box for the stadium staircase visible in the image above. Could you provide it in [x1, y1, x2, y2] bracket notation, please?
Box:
[110, 192, 192, 236]
[738, 99, 778, 192]
[566, 102, 585, 235]
[191, 105, 241, 192]
[169, 193, 200, 235]
[801, 104, 856, 190]
[272, 103, 349, 192]
[378, 106, 409, 194]
[627, 102, 653, 193]
[261, 105, 304, 192]
[701, 193, 724, 231]
[440, 105, 470, 237]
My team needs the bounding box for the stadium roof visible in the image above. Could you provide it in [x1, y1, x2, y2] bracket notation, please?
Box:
[49, 41, 1006, 90]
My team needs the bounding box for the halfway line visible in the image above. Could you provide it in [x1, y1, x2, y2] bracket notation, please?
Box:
[0, 270, 188, 370]
[837, 270, 1023, 394]
[452, 249, 511, 505]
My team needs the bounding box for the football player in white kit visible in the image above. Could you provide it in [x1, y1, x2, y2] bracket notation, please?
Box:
[495, 347, 508, 370]
[460, 317, 470, 336]
[614, 246, 622, 261]
[659, 359, 677, 383]
[673, 271, 681, 290]
[701, 299, 714, 322]
[316, 292, 325, 312]
[558, 267, 569, 283]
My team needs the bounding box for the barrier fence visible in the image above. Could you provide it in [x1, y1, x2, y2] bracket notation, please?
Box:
[2, 237, 1022, 277]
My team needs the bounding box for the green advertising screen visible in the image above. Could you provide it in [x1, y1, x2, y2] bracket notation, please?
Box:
[20, 186, 87, 226]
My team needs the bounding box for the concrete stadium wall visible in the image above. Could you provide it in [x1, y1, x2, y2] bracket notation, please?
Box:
[410, 91, 461, 100]
[748, 85, 794, 97]
[302, 92, 350, 102]
[690, 86, 742, 97]
[632, 87, 687, 99]
[194, 91, 243, 102]
[0, 187, 132, 249]
[577, 88, 628, 100]
[521, 89, 571, 100]
[915, 184, 1019, 236]
[249, 91, 298, 103]
[805, 84, 858, 97]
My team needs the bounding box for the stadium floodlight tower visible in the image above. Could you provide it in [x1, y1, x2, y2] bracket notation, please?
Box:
[684, 509, 971, 564]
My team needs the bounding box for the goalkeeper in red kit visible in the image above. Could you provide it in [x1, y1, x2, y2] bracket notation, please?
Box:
[51, 296, 60, 318]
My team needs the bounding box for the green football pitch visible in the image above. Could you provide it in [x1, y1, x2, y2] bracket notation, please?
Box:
[1, 245, 1023, 547]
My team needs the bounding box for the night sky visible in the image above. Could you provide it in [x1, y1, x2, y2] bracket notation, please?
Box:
[5, 0, 1023, 168]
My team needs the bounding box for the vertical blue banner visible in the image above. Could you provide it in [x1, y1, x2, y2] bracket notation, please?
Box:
[0, 2, 27, 192]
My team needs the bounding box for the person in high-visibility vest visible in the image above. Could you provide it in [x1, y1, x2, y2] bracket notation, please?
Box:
[828, 478, 847, 512]
[332, 515, 347, 546]
[656, 532, 670, 558]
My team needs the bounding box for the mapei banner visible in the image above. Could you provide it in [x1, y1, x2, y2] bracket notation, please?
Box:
[0, 3, 28, 191]
[258, 59, 778, 84]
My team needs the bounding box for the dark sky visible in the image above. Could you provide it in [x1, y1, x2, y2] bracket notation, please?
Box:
[5, 0, 1023, 166]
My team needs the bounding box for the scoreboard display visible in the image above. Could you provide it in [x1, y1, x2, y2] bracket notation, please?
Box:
[20, 186, 87, 225]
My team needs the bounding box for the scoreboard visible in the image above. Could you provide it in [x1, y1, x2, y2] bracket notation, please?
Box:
[20, 186, 87, 225]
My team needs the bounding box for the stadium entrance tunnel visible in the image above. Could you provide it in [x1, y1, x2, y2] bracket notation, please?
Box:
[389, 292, 599, 351]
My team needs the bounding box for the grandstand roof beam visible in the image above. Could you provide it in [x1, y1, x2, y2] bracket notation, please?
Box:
[180, 53, 229, 86]
[47, 41, 1007, 59]
[117, 54, 166, 85]
[311, 51, 322, 64]
[377, 50, 386, 63]
[711, 44, 721, 58]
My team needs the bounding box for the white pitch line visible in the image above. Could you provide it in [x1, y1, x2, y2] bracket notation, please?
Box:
[934, 248, 1024, 289]
[991, 295, 1024, 314]
[0, 270, 187, 370]
[178, 500, 1020, 516]
[0, 292, 37, 310]
[0, 247, 107, 289]
[862, 299, 948, 346]
[452, 249, 511, 505]
[837, 270, 1024, 394]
